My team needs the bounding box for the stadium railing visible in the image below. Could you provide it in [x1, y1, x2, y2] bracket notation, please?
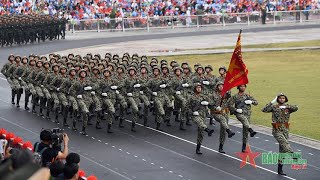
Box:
[67, 9, 320, 33]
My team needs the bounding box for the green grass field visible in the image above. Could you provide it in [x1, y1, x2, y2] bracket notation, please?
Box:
[184, 40, 320, 51]
[160, 49, 320, 140]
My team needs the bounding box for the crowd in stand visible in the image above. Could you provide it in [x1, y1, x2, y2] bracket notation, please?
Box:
[0, 128, 97, 180]
[0, 0, 319, 20]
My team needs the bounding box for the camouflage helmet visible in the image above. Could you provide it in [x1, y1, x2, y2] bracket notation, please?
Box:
[14, 56, 21, 61]
[102, 68, 111, 75]
[128, 66, 137, 73]
[194, 82, 203, 91]
[21, 56, 29, 63]
[216, 81, 224, 89]
[51, 63, 59, 71]
[205, 65, 213, 71]
[68, 67, 76, 75]
[219, 66, 227, 72]
[152, 65, 161, 72]
[196, 65, 205, 72]
[78, 69, 88, 77]
[173, 67, 182, 73]
[59, 65, 67, 72]
[8, 54, 14, 61]
[277, 93, 288, 103]
[92, 66, 100, 74]
[43, 61, 51, 67]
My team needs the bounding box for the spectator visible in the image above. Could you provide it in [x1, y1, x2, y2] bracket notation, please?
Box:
[66, 153, 80, 166]
[49, 161, 65, 179]
[63, 163, 79, 180]
[33, 130, 69, 167]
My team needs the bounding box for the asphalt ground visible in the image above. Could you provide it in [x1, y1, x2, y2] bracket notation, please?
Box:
[0, 24, 320, 180]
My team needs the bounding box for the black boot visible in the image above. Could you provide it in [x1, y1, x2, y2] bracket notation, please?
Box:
[205, 128, 214, 136]
[80, 126, 87, 136]
[39, 108, 44, 117]
[96, 122, 102, 129]
[87, 114, 93, 125]
[180, 121, 186, 131]
[196, 144, 202, 155]
[278, 163, 286, 176]
[131, 121, 136, 132]
[119, 118, 125, 128]
[31, 104, 36, 114]
[54, 108, 60, 124]
[16, 89, 22, 107]
[107, 124, 113, 133]
[72, 121, 77, 131]
[242, 143, 247, 153]
[25, 101, 29, 111]
[186, 114, 192, 126]
[143, 117, 148, 127]
[156, 122, 162, 131]
[248, 128, 257, 137]
[226, 129, 235, 138]
[45, 109, 51, 120]
[209, 117, 215, 125]
[11, 89, 16, 104]
[166, 119, 171, 127]
[63, 118, 69, 127]
[219, 144, 225, 154]
[174, 111, 180, 122]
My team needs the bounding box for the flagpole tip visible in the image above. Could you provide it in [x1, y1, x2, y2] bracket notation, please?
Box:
[240, 29, 243, 33]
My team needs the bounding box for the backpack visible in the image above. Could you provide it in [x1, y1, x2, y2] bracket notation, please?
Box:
[33, 142, 49, 167]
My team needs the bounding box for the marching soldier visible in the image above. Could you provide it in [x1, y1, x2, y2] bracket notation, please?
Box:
[209, 82, 235, 154]
[189, 83, 214, 154]
[138, 65, 151, 126]
[228, 84, 258, 152]
[1, 55, 15, 104]
[262, 93, 298, 176]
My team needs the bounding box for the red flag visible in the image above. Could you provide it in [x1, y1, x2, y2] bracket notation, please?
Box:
[221, 30, 248, 96]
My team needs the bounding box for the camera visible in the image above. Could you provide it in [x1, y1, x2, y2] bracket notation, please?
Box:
[51, 128, 64, 148]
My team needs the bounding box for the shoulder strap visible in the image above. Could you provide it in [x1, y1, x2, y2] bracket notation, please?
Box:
[39, 147, 48, 155]
[34, 142, 40, 152]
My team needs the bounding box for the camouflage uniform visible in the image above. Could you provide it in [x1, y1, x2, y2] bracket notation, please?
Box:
[262, 94, 298, 175]
[138, 70, 151, 126]
[113, 71, 128, 127]
[209, 83, 235, 153]
[97, 70, 117, 133]
[228, 92, 258, 152]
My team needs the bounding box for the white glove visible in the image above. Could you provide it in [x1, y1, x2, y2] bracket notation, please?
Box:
[111, 86, 118, 90]
[133, 84, 141, 88]
[193, 111, 199, 116]
[271, 96, 277, 104]
[115, 90, 119, 94]
[84, 86, 92, 91]
[56, 88, 60, 91]
[202, 81, 210, 85]
[216, 106, 222, 111]
[152, 92, 157, 96]
[77, 95, 82, 99]
[279, 106, 287, 109]
[236, 109, 243, 113]
[245, 100, 253, 105]
[159, 84, 167, 88]
[101, 93, 108, 97]
[201, 101, 209, 106]
[91, 91, 95, 95]
[40, 85, 44, 88]
[176, 91, 181, 95]
[182, 83, 189, 87]
[139, 91, 144, 95]
[127, 93, 133, 97]
[18, 77, 22, 80]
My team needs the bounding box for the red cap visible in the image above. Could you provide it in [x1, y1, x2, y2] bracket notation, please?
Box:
[87, 175, 98, 180]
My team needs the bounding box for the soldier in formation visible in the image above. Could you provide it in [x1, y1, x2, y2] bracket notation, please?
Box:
[2, 53, 296, 161]
[0, 14, 67, 47]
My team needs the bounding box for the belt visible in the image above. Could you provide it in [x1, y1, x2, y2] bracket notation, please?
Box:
[211, 108, 229, 114]
[272, 122, 290, 129]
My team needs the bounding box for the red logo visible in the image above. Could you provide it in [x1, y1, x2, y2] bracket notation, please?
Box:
[235, 144, 261, 168]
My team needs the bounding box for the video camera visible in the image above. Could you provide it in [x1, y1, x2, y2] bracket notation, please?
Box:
[51, 128, 64, 148]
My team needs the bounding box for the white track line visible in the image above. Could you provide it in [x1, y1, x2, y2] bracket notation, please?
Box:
[125, 119, 296, 180]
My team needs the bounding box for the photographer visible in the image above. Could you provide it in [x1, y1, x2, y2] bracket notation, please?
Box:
[34, 129, 69, 167]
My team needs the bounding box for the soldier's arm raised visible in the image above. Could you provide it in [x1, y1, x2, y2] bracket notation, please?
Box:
[262, 103, 273, 113]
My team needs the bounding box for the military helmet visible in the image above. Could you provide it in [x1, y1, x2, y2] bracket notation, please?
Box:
[277, 93, 288, 103]
[8, 54, 14, 61]
[205, 65, 213, 71]
[219, 66, 227, 72]
[51, 63, 59, 71]
[59, 65, 67, 72]
[92, 66, 100, 74]
[68, 67, 76, 75]
[173, 67, 182, 73]
[216, 81, 224, 88]
[78, 69, 88, 77]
